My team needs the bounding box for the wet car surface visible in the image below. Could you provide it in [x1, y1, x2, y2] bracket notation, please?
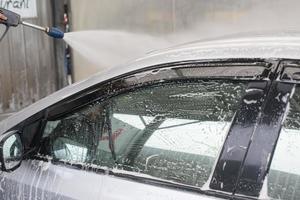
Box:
[1, 36, 300, 200]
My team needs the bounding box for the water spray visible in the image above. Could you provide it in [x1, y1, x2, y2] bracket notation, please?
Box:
[0, 8, 64, 41]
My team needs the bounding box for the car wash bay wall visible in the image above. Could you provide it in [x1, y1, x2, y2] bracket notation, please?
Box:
[70, 0, 300, 82]
[0, 0, 67, 116]
[70, 0, 258, 81]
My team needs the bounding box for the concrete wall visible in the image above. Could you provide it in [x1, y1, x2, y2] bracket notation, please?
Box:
[70, 0, 300, 81]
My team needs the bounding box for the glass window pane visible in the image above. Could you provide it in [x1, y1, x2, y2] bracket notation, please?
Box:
[282, 67, 300, 81]
[268, 86, 300, 200]
[42, 80, 247, 189]
[110, 80, 246, 188]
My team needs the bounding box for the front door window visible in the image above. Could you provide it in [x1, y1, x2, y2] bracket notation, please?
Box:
[40, 80, 247, 188]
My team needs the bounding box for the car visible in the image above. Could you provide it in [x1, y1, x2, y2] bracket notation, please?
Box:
[1, 34, 300, 200]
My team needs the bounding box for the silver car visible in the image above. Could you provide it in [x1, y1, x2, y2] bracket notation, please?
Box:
[1, 35, 300, 200]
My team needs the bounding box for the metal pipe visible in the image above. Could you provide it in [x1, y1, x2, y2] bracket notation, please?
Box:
[21, 21, 46, 32]
[22, 21, 64, 39]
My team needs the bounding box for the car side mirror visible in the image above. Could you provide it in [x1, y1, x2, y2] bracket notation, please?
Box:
[0, 131, 23, 172]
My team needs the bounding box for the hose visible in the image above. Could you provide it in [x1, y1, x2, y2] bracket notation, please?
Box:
[0, 25, 9, 42]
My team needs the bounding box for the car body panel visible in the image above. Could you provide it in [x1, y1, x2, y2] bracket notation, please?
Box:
[0, 160, 222, 200]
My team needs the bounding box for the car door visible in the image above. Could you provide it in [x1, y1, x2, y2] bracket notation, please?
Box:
[258, 60, 300, 200]
[0, 60, 276, 200]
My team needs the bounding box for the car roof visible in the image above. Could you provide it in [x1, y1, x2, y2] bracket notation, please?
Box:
[1, 34, 300, 134]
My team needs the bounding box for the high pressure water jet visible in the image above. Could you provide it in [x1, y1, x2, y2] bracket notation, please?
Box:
[0, 8, 64, 41]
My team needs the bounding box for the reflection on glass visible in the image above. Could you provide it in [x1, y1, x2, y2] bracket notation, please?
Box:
[110, 81, 246, 187]
[53, 137, 88, 163]
[3, 134, 23, 170]
[43, 81, 246, 188]
[112, 114, 230, 187]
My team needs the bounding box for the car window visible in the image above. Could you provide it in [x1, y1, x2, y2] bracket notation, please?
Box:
[267, 85, 300, 200]
[41, 80, 247, 188]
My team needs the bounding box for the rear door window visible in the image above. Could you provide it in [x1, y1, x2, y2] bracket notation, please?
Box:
[41, 80, 247, 188]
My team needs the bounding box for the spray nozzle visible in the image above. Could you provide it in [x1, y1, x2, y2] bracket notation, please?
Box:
[45, 27, 64, 39]
[0, 8, 64, 39]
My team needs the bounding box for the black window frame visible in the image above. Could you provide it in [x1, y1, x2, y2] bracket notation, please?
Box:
[256, 60, 300, 200]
